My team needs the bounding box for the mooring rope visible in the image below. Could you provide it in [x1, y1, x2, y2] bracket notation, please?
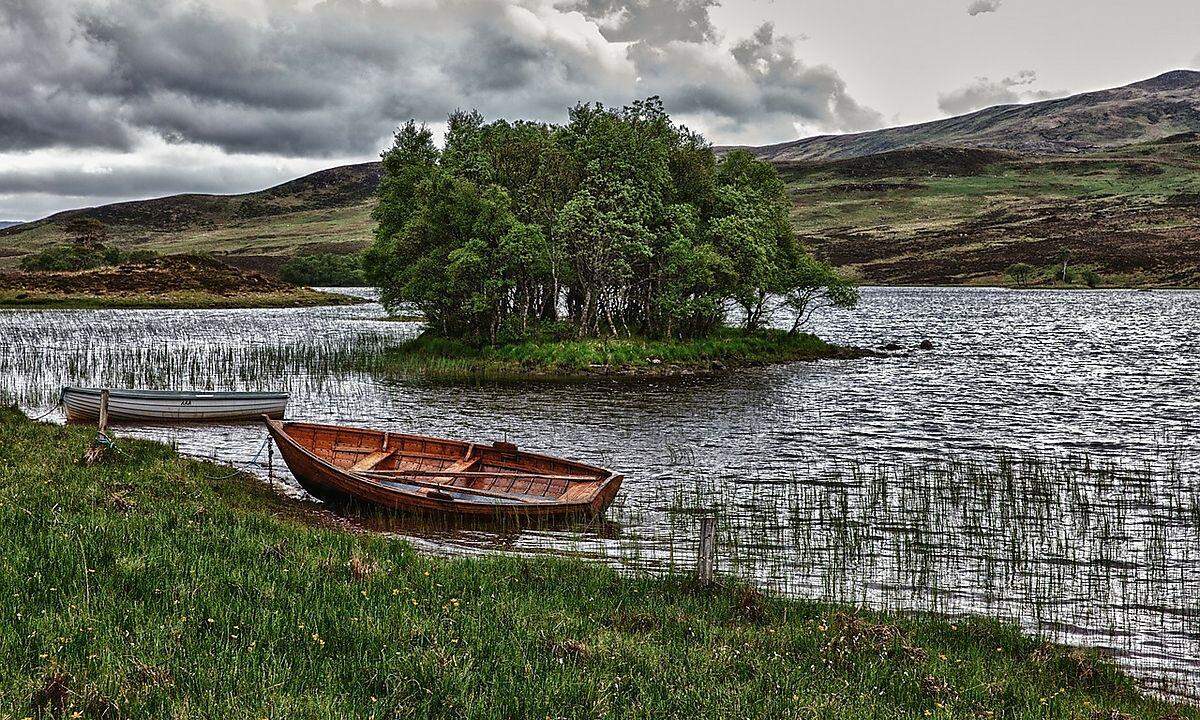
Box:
[27, 388, 67, 422]
[27, 401, 63, 422]
[199, 433, 271, 480]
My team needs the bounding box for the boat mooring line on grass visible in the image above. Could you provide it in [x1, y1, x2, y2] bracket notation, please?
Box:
[199, 432, 271, 481]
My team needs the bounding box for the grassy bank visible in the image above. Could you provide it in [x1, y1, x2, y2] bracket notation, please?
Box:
[0, 409, 1193, 718]
[0, 288, 365, 310]
[381, 328, 877, 379]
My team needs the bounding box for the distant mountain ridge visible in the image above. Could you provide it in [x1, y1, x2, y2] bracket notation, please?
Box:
[0, 221, 22, 230]
[736, 70, 1200, 161]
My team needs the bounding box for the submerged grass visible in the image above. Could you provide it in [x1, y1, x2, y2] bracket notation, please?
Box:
[0, 288, 365, 310]
[0, 408, 1195, 719]
[381, 327, 874, 379]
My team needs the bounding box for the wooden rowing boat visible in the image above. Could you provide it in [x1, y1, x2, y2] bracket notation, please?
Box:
[62, 386, 288, 423]
[264, 418, 623, 520]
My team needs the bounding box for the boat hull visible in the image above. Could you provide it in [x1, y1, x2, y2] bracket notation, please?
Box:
[265, 418, 622, 521]
[62, 386, 288, 422]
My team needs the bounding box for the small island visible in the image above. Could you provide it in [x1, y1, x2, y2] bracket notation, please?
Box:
[365, 100, 863, 378]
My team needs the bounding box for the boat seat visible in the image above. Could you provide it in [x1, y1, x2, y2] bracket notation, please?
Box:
[350, 449, 395, 472]
[441, 457, 478, 473]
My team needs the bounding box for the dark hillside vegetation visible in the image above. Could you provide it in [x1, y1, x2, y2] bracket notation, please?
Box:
[0, 164, 381, 273]
[785, 134, 1200, 286]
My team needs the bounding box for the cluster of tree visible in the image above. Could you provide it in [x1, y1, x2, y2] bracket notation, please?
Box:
[1006, 253, 1101, 288]
[279, 253, 366, 287]
[20, 219, 156, 272]
[365, 99, 857, 343]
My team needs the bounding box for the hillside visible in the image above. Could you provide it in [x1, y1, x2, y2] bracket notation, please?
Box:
[742, 70, 1200, 161]
[785, 134, 1200, 286]
[0, 163, 381, 274]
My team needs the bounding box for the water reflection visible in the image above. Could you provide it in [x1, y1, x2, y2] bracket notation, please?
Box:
[3, 286, 1199, 699]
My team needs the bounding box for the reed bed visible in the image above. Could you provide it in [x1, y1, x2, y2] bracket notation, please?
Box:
[583, 450, 1200, 701]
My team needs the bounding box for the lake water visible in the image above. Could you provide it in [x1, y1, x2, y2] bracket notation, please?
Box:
[4, 287, 1199, 699]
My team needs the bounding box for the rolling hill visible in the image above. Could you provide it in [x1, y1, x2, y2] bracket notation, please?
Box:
[740, 70, 1200, 161]
[1, 70, 1197, 286]
[782, 133, 1200, 286]
[0, 163, 381, 275]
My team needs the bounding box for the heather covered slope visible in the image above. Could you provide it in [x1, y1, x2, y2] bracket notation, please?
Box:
[741, 70, 1200, 162]
[0, 163, 381, 273]
[784, 134, 1200, 286]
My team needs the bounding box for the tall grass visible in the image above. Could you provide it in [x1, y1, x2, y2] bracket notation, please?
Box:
[0, 408, 1193, 719]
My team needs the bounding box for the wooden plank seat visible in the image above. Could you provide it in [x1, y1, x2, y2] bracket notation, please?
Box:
[350, 449, 395, 471]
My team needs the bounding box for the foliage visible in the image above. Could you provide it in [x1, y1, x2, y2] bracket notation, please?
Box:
[381, 327, 861, 378]
[1003, 262, 1103, 289]
[0, 409, 1192, 719]
[279, 253, 367, 286]
[366, 99, 856, 343]
[19, 242, 157, 272]
[1005, 263, 1035, 287]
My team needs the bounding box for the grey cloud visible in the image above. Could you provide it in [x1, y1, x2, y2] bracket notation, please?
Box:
[967, 0, 1001, 16]
[937, 71, 1065, 115]
[556, 0, 719, 44]
[630, 23, 883, 135]
[1, 0, 635, 156]
[0, 164, 289, 198]
[1, 0, 879, 158]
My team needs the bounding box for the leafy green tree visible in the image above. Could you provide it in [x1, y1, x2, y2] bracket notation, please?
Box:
[365, 100, 857, 344]
[779, 255, 860, 333]
[364, 121, 439, 304]
[1056, 248, 1071, 284]
[279, 253, 366, 286]
[1006, 262, 1035, 287]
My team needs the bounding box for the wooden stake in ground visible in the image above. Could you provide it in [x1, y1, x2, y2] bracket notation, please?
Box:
[81, 389, 110, 466]
[697, 515, 717, 585]
[98, 389, 109, 433]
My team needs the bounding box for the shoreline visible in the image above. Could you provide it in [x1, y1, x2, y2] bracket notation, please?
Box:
[376, 329, 887, 381]
[0, 288, 368, 310]
[0, 407, 1193, 717]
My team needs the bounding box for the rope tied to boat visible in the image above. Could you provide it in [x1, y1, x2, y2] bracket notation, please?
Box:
[199, 433, 272, 480]
[27, 390, 65, 421]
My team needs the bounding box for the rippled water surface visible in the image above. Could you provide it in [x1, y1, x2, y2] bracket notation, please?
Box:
[4, 287, 1199, 698]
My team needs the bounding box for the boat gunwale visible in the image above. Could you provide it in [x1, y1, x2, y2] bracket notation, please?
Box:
[63, 385, 290, 401]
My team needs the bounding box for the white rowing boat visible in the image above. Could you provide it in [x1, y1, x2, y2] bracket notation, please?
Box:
[61, 386, 288, 423]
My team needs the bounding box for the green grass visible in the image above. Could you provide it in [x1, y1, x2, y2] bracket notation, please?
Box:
[0, 408, 1195, 718]
[380, 328, 873, 379]
[0, 288, 365, 310]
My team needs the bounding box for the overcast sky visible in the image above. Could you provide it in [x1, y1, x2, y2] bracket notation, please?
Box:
[1, 0, 1198, 221]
